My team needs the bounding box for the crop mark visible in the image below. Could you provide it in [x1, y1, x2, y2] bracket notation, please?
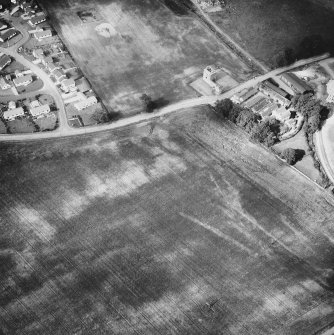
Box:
[179, 212, 252, 254]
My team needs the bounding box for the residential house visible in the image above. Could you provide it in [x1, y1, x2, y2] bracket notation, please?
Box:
[0, 28, 17, 42]
[28, 13, 46, 26]
[30, 100, 40, 108]
[61, 78, 75, 92]
[0, 53, 10, 69]
[34, 29, 51, 41]
[30, 104, 50, 117]
[33, 48, 44, 59]
[0, 76, 10, 89]
[42, 56, 53, 66]
[47, 62, 60, 73]
[8, 100, 15, 109]
[280, 73, 312, 94]
[53, 69, 66, 83]
[13, 74, 32, 87]
[3, 106, 24, 120]
[74, 95, 97, 111]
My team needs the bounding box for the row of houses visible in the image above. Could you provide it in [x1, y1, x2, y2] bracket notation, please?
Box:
[0, 28, 17, 43]
[3, 100, 50, 120]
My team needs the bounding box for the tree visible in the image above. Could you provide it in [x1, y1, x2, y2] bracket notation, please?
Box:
[281, 148, 305, 165]
[215, 99, 233, 117]
[274, 48, 295, 68]
[140, 94, 155, 113]
[236, 108, 260, 133]
[251, 118, 281, 147]
[91, 108, 119, 124]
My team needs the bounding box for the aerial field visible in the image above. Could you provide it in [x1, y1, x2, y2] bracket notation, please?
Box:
[38, 0, 251, 115]
[209, 0, 334, 67]
[1, 108, 334, 334]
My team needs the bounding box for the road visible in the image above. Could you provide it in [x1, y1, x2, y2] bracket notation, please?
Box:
[315, 58, 334, 184]
[0, 53, 329, 141]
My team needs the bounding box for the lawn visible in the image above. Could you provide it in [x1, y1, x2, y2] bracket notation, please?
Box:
[209, 0, 334, 67]
[39, 0, 251, 115]
[1, 108, 334, 334]
[34, 113, 58, 131]
[0, 119, 7, 133]
[273, 130, 320, 181]
[7, 117, 36, 133]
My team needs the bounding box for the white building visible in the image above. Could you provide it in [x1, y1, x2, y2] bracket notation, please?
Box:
[203, 65, 222, 94]
[8, 101, 16, 109]
[34, 29, 52, 41]
[3, 107, 24, 120]
[61, 78, 75, 92]
[13, 74, 32, 87]
[326, 80, 334, 103]
[74, 96, 97, 111]
[30, 104, 50, 117]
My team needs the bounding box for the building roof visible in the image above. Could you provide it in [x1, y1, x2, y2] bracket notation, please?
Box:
[30, 104, 50, 117]
[327, 80, 334, 95]
[0, 28, 17, 41]
[262, 81, 288, 97]
[13, 74, 32, 86]
[0, 76, 10, 87]
[3, 107, 24, 119]
[48, 63, 59, 71]
[53, 69, 66, 80]
[33, 48, 44, 58]
[280, 73, 312, 93]
[30, 14, 46, 25]
[61, 78, 75, 87]
[34, 29, 51, 39]
[74, 95, 97, 109]
[0, 54, 10, 68]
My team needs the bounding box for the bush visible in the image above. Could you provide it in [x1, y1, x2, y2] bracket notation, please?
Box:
[281, 148, 305, 165]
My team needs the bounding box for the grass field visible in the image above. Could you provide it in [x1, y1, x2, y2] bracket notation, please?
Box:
[1, 108, 334, 334]
[209, 0, 334, 67]
[38, 0, 251, 115]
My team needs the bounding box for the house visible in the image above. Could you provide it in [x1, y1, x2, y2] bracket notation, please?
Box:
[0, 20, 7, 30]
[34, 29, 51, 41]
[13, 74, 32, 87]
[272, 107, 291, 122]
[8, 100, 15, 109]
[47, 62, 60, 73]
[30, 104, 50, 117]
[203, 65, 222, 94]
[30, 100, 40, 108]
[259, 82, 290, 107]
[0, 53, 10, 70]
[0, 76, 10, 89]
[74, 95, 97, 111]
[53, 69, 66, 83]
[61, 78, 75, 92]
[0, 28, 17, 42]
[326, 80, 334, 103]
[42, 56, 53, 66]
[280, 73, 312, 94]
[33, 48, 44, 59]
[75, 77, 91, 93]
[28, 13, 46, 26]
[3, 106, 24, 120]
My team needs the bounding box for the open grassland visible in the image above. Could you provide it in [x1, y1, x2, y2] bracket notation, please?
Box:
[210, 0, 334, 67]
[1, 108, 334, 334]
[38, 0, 250, 115]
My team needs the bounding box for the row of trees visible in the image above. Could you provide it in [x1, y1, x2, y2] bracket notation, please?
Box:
[215, 98, 281, 147]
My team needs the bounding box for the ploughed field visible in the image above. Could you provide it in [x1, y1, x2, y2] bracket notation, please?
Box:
[38, 0, 250, 115]
[209, 0, 334, 67]
[1, 107, 334, 334]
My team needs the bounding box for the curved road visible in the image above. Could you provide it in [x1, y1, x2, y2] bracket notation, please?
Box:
[0, 14, 329, 141]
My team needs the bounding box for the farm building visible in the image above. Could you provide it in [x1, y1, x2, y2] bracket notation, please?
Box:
[34, 29, 52, 41]
[280, 73, 312, 94]
[74, 95, 97, 111]
[0, 76, 10, 89]
[203, 65, 222, 94]
[272, 107, 291, 122]
[53, 69, 66, 82]
[0, 54, 11, 70]
[238, 88, 258, 103]
[13, 74, 32, 87]
[0, 20, 7, 30]
[326, 80, 334, 103]
[28, 14, 46, 26]
[3, 106, 24, 120]
[61, 78, 75, 92]
[30, 104, 50, 117]
[0, 28, 17, 42]
[259, 82, 290, 107]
